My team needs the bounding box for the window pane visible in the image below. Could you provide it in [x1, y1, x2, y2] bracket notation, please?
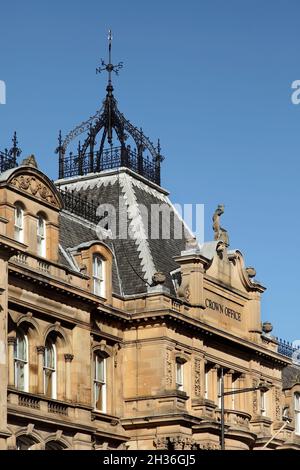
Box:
[295, 394, 300, 411]
[95, 382, 103, 410]
[44, 369, 53, 397]
[44, 342, 54, 368]
[15, 207, 23, 227]
[94, 278, 102, 296]
[95, 356, 105, 382]
[93, 256, 103, 278]
[16, 361, 25, 390]
[38, 217, 45, 236]
[15, 333, 27, 361]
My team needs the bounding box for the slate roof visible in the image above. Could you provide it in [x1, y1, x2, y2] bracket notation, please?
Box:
[57, 169, 193, 297]
[282, 365, 300, 389]
[59, 212, 122, 296]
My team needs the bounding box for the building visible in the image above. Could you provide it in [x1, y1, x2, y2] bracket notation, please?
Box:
[0, 35, 299, 450]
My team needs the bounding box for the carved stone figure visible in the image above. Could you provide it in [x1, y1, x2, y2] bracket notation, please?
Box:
[21, 154, 38, 168]
[152, 272, 166, 286]
[212, 204, 229, 246]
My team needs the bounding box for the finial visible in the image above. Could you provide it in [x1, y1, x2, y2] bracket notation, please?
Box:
[96, 30, 123, 94]
[9, 131, 21, 162]
[55, 130, 64, 154]
[157, 138, 161, 155]
[212, 204, 229, 246]
[21, 154, 38, 168]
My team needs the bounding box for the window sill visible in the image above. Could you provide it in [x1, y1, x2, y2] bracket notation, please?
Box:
[91, 410, 120, 426]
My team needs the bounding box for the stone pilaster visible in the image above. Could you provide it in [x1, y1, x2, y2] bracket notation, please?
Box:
[0, 239, 22, 449]
[36, 346, 45, 394]
[7, 336, 16, 388]
[64, 353, 74, 401]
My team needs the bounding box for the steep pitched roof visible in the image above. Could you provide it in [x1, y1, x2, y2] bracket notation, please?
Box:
[57, 169, 193, 296]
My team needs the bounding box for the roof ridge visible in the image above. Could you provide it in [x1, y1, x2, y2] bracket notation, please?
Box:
[120, 173, 156, 285]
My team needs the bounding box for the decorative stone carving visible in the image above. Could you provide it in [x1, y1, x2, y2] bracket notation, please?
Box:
[252, 378, 259, 414]
[262, 321, 273, 334]
[36, 345, 45, 354]
[246, 267, 256, 278]
[11, 175, 58, 207]
[7, 336, 16, 345]
[177, 282, 190, 303]
[274, 387, 281, 421]
[169, 436, 186, 450]
[113, 343, 121, 368]
[194, 358, 201, 397]
[166, 350, 173, 387]
[212, 204, 229, 246]
[185, 237, 198, 251]
[152, 272, 166, 286]
[169, 436, 196, 450]
[21, 154, 38, 168]
[199, 442, 220, 450]
[153, 437, 168, 450]
[64, 354, 74, 362]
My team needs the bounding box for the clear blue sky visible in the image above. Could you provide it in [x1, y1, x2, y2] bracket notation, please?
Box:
[0, 0, 299, 341]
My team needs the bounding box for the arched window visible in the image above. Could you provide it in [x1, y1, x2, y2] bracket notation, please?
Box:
[44, 338, 56, 399]
[14, 204, 24, 243]
[295, 393, 300, 434]
[93, 255, 105, 297]
[45, 441, 67, 450]
[37, 215, 46, 257]
[93, 353, 106, 412]
[14, 330, 28, 391]
[16, 435, 38, 450]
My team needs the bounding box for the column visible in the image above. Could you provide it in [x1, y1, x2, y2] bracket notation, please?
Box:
[238, 374, 246, 411]
[224, 370, 234, 409]
[36, 346, 45, 394]
[7, 337, 16, 387]
[211, 365, 219, 405]
[64, 354, 74, 401]
[0, 255, 10, 449]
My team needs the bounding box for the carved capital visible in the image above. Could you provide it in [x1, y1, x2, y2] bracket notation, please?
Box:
[36, 345, 45, 354]
[64, 353, 74, 362]
[153, 437, 168, 450]
[7, 336, 16, 346]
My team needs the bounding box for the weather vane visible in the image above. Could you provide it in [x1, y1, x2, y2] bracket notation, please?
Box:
[96, 30, 123, 88]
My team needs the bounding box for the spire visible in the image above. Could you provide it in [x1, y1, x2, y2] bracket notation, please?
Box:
[57, 32, 163, 185]
[96, 29, 123, 96]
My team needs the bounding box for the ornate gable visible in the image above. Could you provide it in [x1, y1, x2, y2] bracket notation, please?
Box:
[5, 167, 62, 209]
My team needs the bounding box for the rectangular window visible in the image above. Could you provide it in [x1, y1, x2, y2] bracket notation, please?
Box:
[94, 355, 106, 412]
[204, 364, 209, 399]
[14, 206, 24, 242]
[260, 390, 267, 416]
[295, 394, 300, 434]
[93, 255, 105, 297]
[176, 359, 184, 391]
[14, 333, 28, 392]
[37, 217, 46, 257]
[43, 341, 56, 399]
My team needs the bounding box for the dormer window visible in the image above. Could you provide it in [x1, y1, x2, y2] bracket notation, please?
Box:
[14, 205, 24, 243]
[93, 255, 105, 297]
[37, 215, 46, 257]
